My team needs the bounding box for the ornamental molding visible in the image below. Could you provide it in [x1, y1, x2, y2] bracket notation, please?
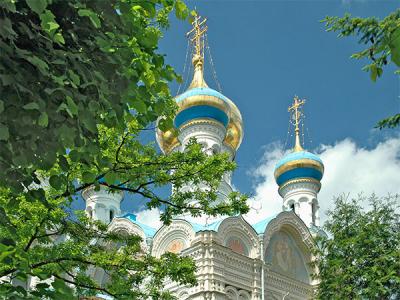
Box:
[217, 216, 260, 259]
[81, 185, 123, 202]
[264, 270, 314, 298]
[263, 211, 314, 256]
[151, 219, 195, 257]
[279, 179, 321, 197]
[179, 121, 227, 144]
[108, 218, 148, 250]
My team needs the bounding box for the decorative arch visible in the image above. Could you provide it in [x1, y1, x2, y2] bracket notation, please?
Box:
[177, 291, 189, 299]
[263, 211, 314, 284]
[217, 216, 259, 258]
[225, 286, 238, 299]
[238, 290, 251, 299]
[108, 217, 148, 251]
[151, 219, 195, 257]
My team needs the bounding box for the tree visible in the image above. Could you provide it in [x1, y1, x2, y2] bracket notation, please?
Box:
[0, 1, 249, 299]
[323, 10, 400, 129]
[313, 194, 400, 299]
[0, 0, 186, 192]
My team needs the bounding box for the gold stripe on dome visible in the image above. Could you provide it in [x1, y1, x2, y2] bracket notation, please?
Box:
[176, 95, 230, 114]
[278, 178, 321, 194]
[274, 159, 324, 179]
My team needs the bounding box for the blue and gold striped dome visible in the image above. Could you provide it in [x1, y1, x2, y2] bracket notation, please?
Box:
[156, 53, 243, 154]
[274, 150, 324, 187]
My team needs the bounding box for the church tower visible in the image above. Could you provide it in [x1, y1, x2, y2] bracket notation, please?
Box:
[274, 97, 324, 228]
[82, 186, 123, 223]
[156, 15, 243, 216]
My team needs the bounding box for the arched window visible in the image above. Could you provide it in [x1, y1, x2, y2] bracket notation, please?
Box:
[311, 200, 317, 225]
[290, 203, 295, 213]
[109, 209, 115, 222]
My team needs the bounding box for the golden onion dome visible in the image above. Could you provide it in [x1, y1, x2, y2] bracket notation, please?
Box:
[156, 15, 243, 154]
[156, 66, 243, 153]
[273, 96, 324, 189]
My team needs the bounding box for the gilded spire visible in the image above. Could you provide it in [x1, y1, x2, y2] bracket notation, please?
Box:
[186, 14, 208, 88]
[288, 96, 306, 152]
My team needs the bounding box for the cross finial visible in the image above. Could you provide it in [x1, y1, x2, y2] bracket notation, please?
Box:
[186, 13, 208, 88]
[186, 14, 208, 65]
[288, 96, 306, 152]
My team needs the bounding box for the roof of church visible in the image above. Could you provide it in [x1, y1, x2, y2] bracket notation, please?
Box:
[188, 218, 226, 232]
[120, 213, 157, 237]
[252, 213, 279, 234]
[175, 87, 229, 103]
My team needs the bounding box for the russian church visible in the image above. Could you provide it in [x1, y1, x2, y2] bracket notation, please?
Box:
[82, 15, 325, 300]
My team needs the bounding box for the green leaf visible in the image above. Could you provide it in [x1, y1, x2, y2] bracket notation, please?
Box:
[38, 112, 48, 127]
[53, 32, 65, 44]
[78, 9, 101, 28]
[66, 96, 78, 115]
[104, 172, 117, 184]
[390, 28, 400, 67]
[58, 155, 69, 172]
[68, 70, 80, 87]
[158, 117, 173, 131]
[26, 0, 47, 14]
[68, 150, 80, 162]
[26, 56, 49, 75]
[23, 102, 40, 110]
[0, 124, 9, 140]
[82, 171, 96, 183]
[132, 99, 147, 113]
[49, 175, 62, 189]
[174, 0, 188, 20]
[0, 100, 4, 114]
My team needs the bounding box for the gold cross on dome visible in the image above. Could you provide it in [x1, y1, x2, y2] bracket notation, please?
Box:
[288, 96, 306, 151]
[186, 14, 208, 58]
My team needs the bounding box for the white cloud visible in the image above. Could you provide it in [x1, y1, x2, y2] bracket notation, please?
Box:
[244, 137, 400, 225]
[134, 207, 162, 229]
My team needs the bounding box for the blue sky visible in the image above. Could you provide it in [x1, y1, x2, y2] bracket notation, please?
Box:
[133, 1, 400, 225]
[158, 1, 399, 189]
[78, 1, 400, 224]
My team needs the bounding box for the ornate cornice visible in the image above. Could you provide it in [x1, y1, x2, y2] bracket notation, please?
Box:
[81, 185, 124, 202]
[278, 178, 321, 197]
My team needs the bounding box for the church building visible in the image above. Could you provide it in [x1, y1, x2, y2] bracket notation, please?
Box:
[82, 15, 325, 300]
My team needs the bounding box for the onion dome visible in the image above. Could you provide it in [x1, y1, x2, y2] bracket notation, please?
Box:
[156, 15, 243, 154]
[274, 150, 324, 187]
[274, 96, 324, 190]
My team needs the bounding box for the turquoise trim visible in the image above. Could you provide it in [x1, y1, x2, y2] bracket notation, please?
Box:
[188, 218, 226, 233]
[275, 151, 323, 170]
[176, 87, 228, 103]
[174, 105, 229, 128]
[252, 214, 279, 234]
[120, 213, 157, 237]
[276, 167, 323, 186]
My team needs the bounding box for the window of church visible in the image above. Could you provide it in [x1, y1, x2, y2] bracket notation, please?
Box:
[109, 209, 114, 222]
[166, 239, 184, 254]
[290, 203, 295, 212]
[226, 237, 249, 256]
[311, 202, 316, 224]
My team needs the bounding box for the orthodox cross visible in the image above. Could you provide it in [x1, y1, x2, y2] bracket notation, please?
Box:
[288, 96, 306, 151]
[186, 14, 208, 59]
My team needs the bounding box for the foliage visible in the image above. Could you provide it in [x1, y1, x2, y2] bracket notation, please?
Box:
[0, 0, 249, 299]
[0, 0, 187, 192]
[313, 194, 400, 300]
[323, 10, 400, 129]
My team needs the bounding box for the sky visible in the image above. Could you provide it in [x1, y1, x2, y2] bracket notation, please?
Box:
[85, 1, 400, 227]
